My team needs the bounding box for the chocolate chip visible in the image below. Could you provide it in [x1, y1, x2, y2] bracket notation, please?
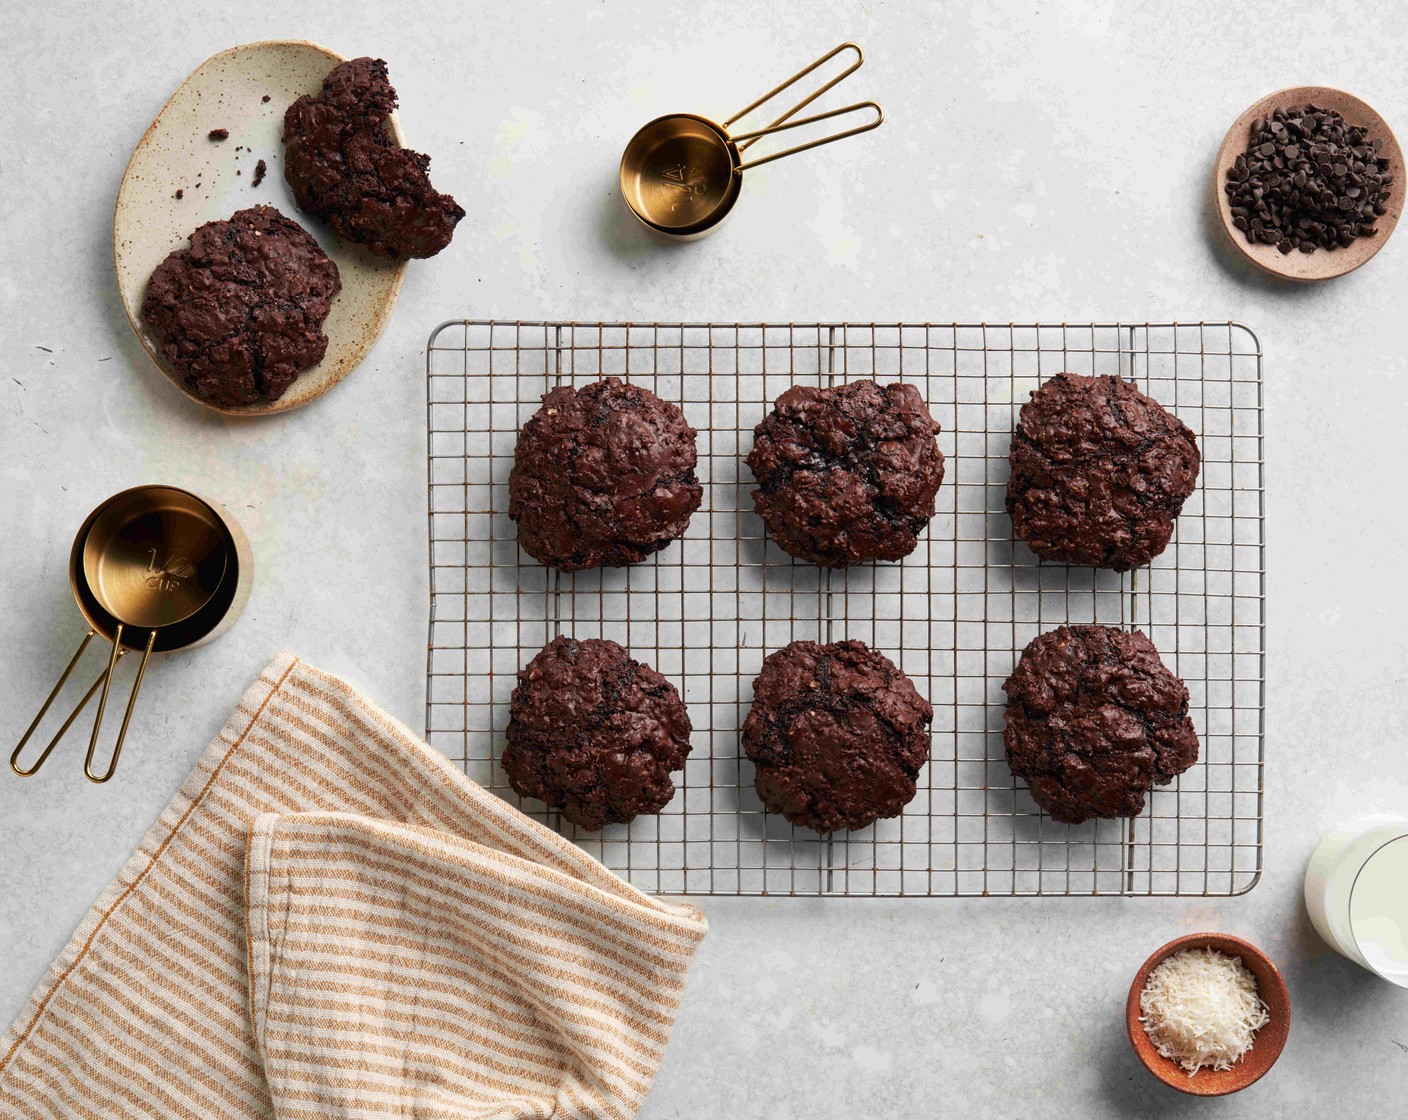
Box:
[1226, 103, 1393, 253]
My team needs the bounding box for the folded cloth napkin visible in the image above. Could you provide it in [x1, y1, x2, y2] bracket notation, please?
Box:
[0, 653, 707, 1120]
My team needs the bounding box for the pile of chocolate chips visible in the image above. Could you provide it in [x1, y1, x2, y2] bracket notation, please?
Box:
[1224, 104, 1392, 254]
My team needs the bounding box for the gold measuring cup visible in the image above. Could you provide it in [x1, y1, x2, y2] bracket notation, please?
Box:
[620, 43, 884, 239]
[10, 485, 252, 783]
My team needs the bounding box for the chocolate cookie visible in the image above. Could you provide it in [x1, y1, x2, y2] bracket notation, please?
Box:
[283, 57, 464, 260]
[741, 640, 933, 833]
[1007, 374, 1200, 571]
[141, 205, 341, 407]
[503, 636, 692, 830]
[509, 377, 703, 572]
[747, 380, 945, 568]
[1002, 625, 1199, 825]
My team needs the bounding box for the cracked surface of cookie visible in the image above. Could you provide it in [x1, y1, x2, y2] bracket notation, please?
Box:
[509, 377, 702, 572]
[747, 380, 945, 568]
[141, 205, 341, 407]
[1002, 624, 1199, 825]
[741, 640, 933, 833]
[503, 636, 692, 830]
[1007, 373, 1200, 571]
[283, 56, 464, 260]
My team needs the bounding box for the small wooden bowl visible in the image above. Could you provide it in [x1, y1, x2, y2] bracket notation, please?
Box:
[1126, 932, 1290, 1096]
[1212, 86, 1403, 282]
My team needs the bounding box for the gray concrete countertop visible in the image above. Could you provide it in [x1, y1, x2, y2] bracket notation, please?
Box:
[3, 1, 1407, 1115]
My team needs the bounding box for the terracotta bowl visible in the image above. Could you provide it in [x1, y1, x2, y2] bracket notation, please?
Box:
[1211, 85, 1403, 282]
[1126, 932, 1290, 1096]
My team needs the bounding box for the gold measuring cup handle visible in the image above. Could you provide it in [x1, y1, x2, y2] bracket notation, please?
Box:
[10, 631, 127, 778]
[9, 625, 155, 783]
[729, 101, 884, 172]
[83, 624, 157, 784]
[726, 42, 867, 151]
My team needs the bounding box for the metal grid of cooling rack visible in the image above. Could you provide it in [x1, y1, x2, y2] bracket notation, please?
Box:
[425, 321, 1264, 897]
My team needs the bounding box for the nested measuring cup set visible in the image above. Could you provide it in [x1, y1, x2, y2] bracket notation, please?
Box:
[10, 487, 252, 783]
[619, 42, 884, 238]
[11, 45, 880, 783]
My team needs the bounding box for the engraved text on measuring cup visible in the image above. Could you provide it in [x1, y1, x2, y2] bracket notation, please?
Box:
[146, 547, 194, 592]
[660, 164, 709, 211]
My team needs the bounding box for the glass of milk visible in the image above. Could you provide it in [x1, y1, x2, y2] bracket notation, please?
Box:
[1304, 816, 1408, 987]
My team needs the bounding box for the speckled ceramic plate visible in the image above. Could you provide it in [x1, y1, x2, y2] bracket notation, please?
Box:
[114, 40, 408, 415]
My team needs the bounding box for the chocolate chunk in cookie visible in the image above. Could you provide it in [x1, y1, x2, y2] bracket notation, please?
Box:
[1002, 624, 1199, 825]
[503, 636, 692, 830]
[509, 377, 703, 572]
[283, 57, 464, 260]
[742, 639, 933, 833]
[1007, 374, 1200, 571]
[747, 380, 945, 568]
[141, 205, 341, 407]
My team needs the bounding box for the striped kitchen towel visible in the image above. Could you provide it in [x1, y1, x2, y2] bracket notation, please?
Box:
[0, 653, 707, 1120]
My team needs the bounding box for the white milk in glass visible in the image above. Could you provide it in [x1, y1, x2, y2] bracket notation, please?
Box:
[1349, 837, 1408, 984]
[1305, 818, 1408, 987]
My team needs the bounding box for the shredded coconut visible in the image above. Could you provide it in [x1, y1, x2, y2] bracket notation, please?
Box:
[1139, 947, 1270, 1075]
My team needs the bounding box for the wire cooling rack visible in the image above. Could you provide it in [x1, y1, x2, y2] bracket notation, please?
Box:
[425, 321, 1264, 897]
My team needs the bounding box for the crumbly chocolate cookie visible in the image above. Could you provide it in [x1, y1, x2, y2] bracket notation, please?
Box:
[509, 377, 703, 572]
[747, 380, 945, 568]
[1002, 625, 1199, 825]
[141, 205, 341, 407]
[741, 640, 933, 833]
[1007, 374, 1200, 571]
[503, 636, 692, 830]
[283, 57, 464, 259]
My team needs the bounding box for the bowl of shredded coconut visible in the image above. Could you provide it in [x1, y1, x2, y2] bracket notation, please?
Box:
[1126, 933, 1291, 1095]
